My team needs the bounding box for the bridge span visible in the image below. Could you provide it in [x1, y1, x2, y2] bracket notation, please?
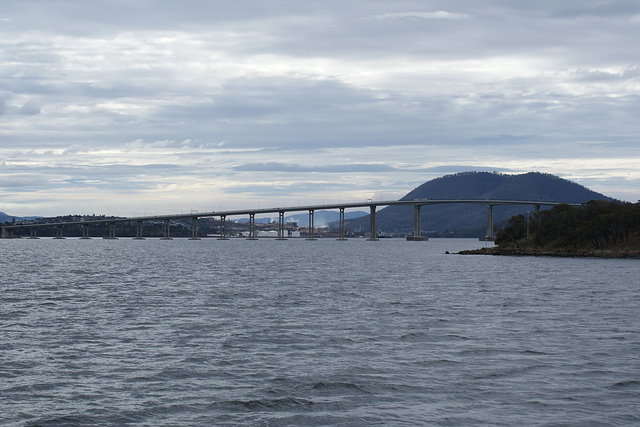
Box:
[1, 199, 582, 241]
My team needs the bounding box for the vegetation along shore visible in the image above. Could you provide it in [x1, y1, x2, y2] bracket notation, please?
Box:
[459, 200, 640, 258]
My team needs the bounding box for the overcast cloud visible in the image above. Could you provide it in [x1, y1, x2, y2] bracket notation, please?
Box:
[1, 0, 639, 216]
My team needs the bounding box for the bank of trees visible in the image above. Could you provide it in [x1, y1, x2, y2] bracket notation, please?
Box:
[495, 200, 640, 250]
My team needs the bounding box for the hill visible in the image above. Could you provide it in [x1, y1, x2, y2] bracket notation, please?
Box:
[345, 172, 614, 236]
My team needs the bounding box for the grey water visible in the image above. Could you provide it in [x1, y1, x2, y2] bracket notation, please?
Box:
[1, 238, 639, 426]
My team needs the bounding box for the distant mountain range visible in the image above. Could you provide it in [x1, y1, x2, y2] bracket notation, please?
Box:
[345, 172, 614, 236]
[0, 212, 40, 223]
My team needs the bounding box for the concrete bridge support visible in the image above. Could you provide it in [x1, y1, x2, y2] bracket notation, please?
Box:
[277, 211, 287, 240]
[480, 204, 495, 241]
[408, 205, 428, 241]
[29, 228, 39, 239]
[306, 209, 317, 240]
[54, 226, 65, 239]
[134, 221, 145, 239]
[104, 222, 117, 239]
[535, 204, 541, 227]
[218, 215, 228, 240]
[337, 207, 347, 240]
[81, 224, 90, 239]
[161, 219, 172, 240]
[306, 209, 316, 240]
[189, 217, 200, 240]
[368, 205, 379, 241]
[247, 213, 257, 240]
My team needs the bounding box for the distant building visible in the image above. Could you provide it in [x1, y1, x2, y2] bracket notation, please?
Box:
[257, 230, 282, 238]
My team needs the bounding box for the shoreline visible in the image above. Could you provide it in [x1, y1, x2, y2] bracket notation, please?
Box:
[458, 247, 640, 259]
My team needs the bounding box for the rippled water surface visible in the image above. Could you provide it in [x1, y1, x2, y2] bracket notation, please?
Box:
[1, 238, 639, 426]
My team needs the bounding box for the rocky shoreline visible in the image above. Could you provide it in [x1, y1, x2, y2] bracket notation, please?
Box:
[458, 247, 640, 259]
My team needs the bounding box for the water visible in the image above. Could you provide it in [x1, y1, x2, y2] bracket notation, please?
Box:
[1, 238, 639, 426]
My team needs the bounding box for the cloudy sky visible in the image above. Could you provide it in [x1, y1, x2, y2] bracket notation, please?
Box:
[1, 0, 639, 217]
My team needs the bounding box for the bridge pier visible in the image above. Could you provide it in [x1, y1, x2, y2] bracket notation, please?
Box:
[134, 220, 145, 239]
[29, 228, 39, 239]
[104, 222, 117, 239]
[479, 204, 495, 241]
[161, 219, 172, 240]
[277, 211, 287, 240]
[407, 205, 428, 241]
[80, 224, 90, 239]
[218, 215, 228, 240]
[337, 207, 347, 240]
[368, 205, 379, 241]
[54, 226, 65, 239]
[189, 217, 200, 240]
[247, 213, 257, 240]
[306, 209, 316, 240]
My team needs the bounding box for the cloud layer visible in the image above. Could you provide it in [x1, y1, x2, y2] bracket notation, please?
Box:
[1, 1, 639, 216]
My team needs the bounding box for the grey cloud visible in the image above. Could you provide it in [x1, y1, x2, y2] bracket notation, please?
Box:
[232, 162, 516, 175]
[233, 162, 398, 173]
[0, 95, 40, 116]
[552, 1, 640, 19]
[0, 174, 49, 189]
[18, 100, 41, 115]
[49, 163, 182, 178]
[62, 145, 83, 155]
[0, 161, 194, 197]
[0, 91, 13, 115]
[221, 181, 375, 198]
[149, 77, 420, 148]
[2, 155, 183, 179]
[571, 67, 640, 82]
[363, 11, 471, 21]
[2, 0, 639, 215]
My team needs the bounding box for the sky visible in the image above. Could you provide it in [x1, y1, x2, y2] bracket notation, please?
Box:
[1, 0, 639, 217]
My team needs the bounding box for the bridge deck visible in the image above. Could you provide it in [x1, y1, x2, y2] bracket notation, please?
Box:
[1, 199, 582, 240]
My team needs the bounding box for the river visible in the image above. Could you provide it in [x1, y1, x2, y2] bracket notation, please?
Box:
[1, 238, 639, 426]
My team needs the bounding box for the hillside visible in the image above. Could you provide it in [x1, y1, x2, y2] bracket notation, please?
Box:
[345, 172, 614, 236]
[462, 200, 640, 257]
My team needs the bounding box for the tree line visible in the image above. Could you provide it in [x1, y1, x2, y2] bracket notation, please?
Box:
[495, 200, 640, 250]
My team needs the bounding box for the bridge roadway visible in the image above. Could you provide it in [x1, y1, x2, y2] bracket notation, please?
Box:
[0, 199, 582, 241]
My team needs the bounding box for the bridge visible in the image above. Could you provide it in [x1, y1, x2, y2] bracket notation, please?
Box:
[0, 199, 582, 241]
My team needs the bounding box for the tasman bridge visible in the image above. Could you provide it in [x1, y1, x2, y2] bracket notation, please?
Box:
[0, 198, 583, 241]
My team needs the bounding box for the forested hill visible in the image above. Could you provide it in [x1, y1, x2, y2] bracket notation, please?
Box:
[345, 172, 614, 236]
